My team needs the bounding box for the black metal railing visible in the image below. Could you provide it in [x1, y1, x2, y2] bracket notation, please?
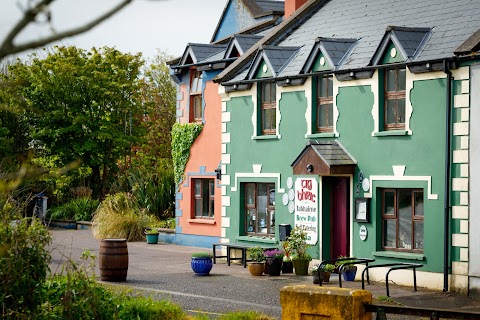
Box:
[361, 262, 422, 297]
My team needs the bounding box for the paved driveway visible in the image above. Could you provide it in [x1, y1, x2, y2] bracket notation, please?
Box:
[48, 229, 480, 319]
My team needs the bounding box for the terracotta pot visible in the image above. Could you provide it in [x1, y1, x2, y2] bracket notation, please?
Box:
[322, 271, 331, 282]
[248, 262, 265, 276]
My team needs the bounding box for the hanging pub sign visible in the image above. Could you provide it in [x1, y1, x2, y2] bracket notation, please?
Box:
[294, 177, 318, 245]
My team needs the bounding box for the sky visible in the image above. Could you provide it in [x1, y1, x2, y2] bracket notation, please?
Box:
[0, 0, 227, 60]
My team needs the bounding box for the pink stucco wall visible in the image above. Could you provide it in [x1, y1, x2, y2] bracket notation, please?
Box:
[177, 79, 222, 237]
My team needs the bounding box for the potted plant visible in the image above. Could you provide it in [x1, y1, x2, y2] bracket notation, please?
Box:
[281, 241, 294, 273]
[336, 256, 357, 281]
[286, 226, 312, 275]
[320, 263, 335, 282]
[246, 246, 265, 276]
[264, 249, 284, 276]
[191, 252, 213, 276]
[145, 229, 159, 244]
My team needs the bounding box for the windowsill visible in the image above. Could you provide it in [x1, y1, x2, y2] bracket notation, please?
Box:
[187, 218, 216, 225]
[252, 135, 279, 140]
[306, 132, 336, 139]
[373, 251, 425, 261]
[374, 130, 409, 137]
[236, 235, 277, 244]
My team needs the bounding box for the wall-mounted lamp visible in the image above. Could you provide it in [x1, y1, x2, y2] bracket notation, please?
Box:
[426, 62, 432, 71]
[349, 71, 356, 78]
[307, 164, 313, 173]
[286, 78, 291, 84]
[233, 84, 238, 89]
[208, 63, 213, 68]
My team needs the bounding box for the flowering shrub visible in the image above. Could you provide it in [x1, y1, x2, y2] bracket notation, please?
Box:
[263, 249, 284, 260]
[286, 226, 312, 260]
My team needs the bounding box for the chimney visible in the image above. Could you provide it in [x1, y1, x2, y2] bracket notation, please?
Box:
[285, 0, 308, 18]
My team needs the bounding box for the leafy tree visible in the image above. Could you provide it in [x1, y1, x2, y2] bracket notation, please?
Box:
[134, 50, 176, 165]
[6, 46, 146, 197]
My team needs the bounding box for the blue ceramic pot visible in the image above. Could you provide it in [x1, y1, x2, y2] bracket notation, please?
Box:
[342, 267, 357, 281]
[191, 257, 213, 276]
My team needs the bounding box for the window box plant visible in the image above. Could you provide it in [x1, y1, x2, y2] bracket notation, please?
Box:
[191, 252, 213, 276]
[286, 226, 312, 275]
[145, 229, 159, 244]
[246, 246, 265, 276]
[264, 249, 284, 276]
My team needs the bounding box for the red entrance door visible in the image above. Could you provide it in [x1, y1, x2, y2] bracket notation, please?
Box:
[331, 177, 349, 259]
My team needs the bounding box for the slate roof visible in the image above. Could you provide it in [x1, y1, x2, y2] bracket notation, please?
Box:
[291, 140, 357, 168]
[235, 34, 264, 54]
[255, 0, 285, 14]
[218, 0, 480, 84]
[262, 46, 301, 75]
[182, 43, 227, 65]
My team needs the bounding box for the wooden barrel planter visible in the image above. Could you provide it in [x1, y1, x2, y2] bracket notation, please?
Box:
[99, 238, 128, 282]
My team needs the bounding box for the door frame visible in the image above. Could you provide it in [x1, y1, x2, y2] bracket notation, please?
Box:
[320, 175, 354, 260]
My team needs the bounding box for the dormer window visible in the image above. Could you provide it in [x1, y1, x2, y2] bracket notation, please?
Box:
[316, 74, 333, 133]
[190, 69, 203, 122]
[384, 67, 406, 130]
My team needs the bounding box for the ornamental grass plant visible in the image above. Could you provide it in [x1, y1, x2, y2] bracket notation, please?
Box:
[92, 192, 159, 241]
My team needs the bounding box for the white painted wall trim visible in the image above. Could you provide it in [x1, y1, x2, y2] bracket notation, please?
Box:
[364, 165, 438, 200]
[230, 164, 285, 193]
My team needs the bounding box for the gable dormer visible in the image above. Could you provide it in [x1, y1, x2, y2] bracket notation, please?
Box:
[371, 26, 431, 66]
[247, 45, 300, 80]
[224, 34, 263, 59]
[302, 38, 357, 73]
[180, 43, 227, 66]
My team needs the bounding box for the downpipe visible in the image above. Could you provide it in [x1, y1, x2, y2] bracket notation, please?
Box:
[443, 59, 453, 292]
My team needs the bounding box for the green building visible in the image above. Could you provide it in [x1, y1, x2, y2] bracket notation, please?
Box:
[214, 0, 480, 296]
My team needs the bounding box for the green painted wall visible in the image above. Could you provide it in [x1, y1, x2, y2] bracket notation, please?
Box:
[335, 80, 446, 272]
[380, 42, 405, 64]
[225, 77, 448, 271]
[312, 53, 332, 72]
[255, 60, 274, 78]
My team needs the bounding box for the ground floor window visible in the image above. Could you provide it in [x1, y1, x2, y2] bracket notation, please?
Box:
[382, 188, 423, 252]
[244, 183, 275, 236]
[193, 178, 214, 218]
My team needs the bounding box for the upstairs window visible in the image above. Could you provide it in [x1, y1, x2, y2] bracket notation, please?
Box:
[316, 74, 333, 133]
[193, 178, 214, 218]
[384, 67, 406, 130]
[190, 69, 203, 122]
[382, 189, 423, 252]
[261, 81, 276, 135]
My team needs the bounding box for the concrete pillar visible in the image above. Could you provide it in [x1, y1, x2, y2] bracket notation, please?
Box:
[280, 285, 372, 319]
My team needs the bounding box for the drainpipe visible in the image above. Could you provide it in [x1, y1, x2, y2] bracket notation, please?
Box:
[442, 59, 453, 292]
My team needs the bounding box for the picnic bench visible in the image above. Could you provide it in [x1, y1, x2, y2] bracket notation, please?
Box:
[212, 242, 278, 268]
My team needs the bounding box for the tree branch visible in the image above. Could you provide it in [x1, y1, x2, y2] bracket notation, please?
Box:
[0, 0, 132, 60]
